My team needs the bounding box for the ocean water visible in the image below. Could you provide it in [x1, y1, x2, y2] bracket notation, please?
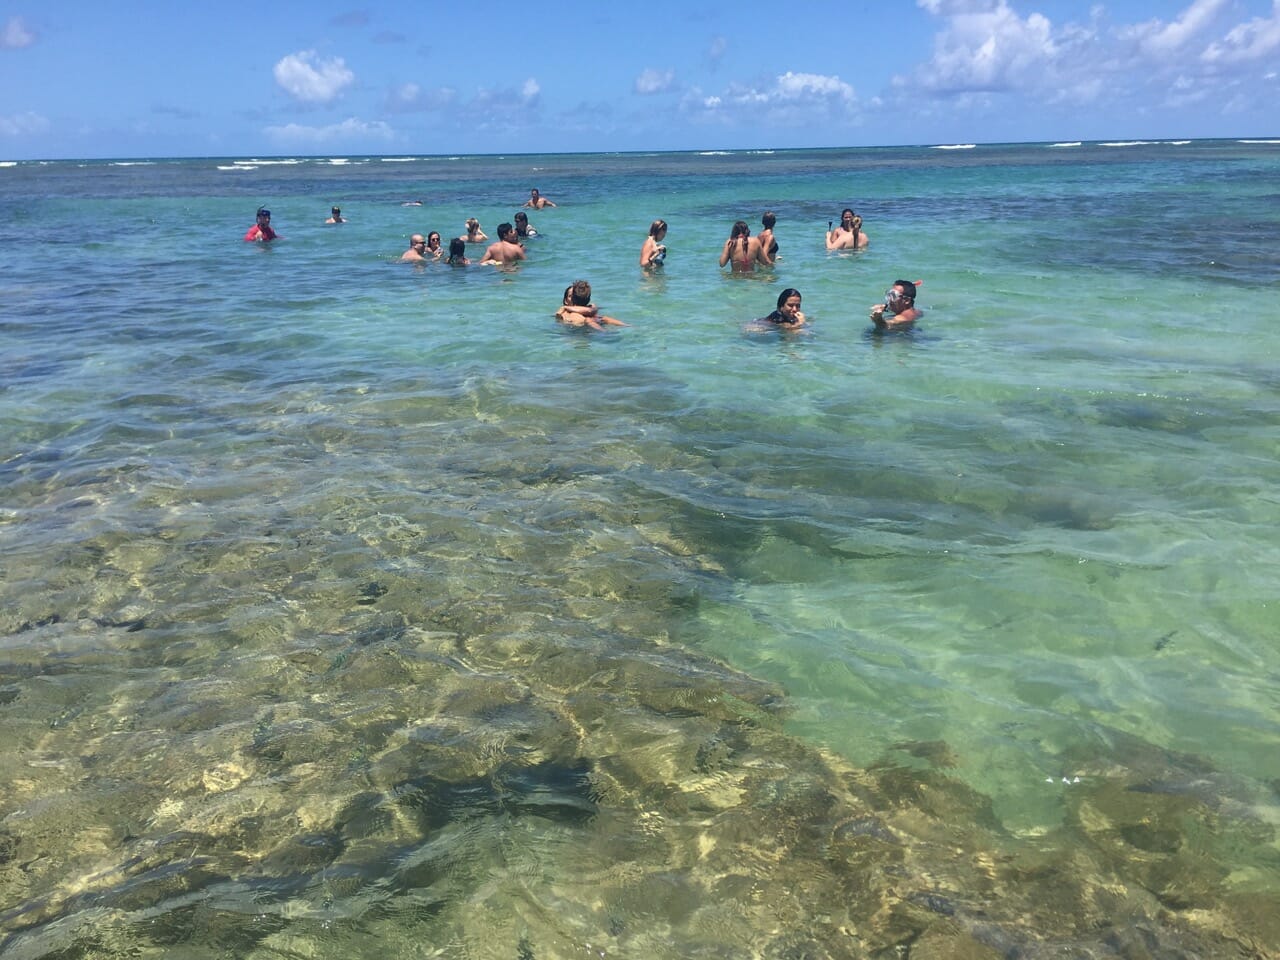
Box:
[1, 141, 1278, 958]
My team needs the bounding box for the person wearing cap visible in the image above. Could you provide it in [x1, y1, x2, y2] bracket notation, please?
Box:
[400, 234, 429, 262]
[325, 206, 346, 224]
[870, 280, 922, 329]
[244, 207, 279, 242]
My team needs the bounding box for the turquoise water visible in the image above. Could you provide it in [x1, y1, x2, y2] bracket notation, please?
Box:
[2, 142, 1279, 958]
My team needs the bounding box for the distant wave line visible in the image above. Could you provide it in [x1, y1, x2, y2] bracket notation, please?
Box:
[1050, 142, 1082, 148]
[932, 144, 975, 150]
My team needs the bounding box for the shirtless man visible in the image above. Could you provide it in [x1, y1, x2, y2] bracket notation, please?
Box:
[479, 223, 527, 266]
[325, 206, 346, 224]
[523, 188, 556, 209]
[399, 234, 428, 262]
[870, 280, 923, 329]
[826, 208, 869, 250]
[556, 280, 626, 330]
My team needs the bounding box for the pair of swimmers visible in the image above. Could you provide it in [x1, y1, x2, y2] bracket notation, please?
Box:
[753, 281, 922, 331]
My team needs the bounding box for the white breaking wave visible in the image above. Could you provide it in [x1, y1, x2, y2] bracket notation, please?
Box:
[932, 143, 975, 150]
[1050, 142, 1082, 148]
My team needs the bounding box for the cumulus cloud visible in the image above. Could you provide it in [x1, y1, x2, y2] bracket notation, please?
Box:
[273, 50, 355, 104]
[2, 15, 34, 48]
[681, 71, 857, 126]
[1202, 1, 1280, 63]
[1124, 0, 1230, 57]
[902, 0, 1280, 113]
[635, 68, 676, 95]
[264, 116, 394, 145]
[910, 1, 1064, 94]
[0, 110, 49, 136]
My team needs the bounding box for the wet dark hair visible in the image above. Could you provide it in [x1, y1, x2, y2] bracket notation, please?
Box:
[514, 211, 528, 222]
[448, 237, 466, 261]
[497, 222, 515, 240]
[569, 279, 592, 306]
[762, 211, 776, 229]
[776, 288, 801, 310]
[893, 280, 916, 301]
[650, 219, 667, 237]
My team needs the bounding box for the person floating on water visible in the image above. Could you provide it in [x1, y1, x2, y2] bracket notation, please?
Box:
[826, 208, 868, 250]
[719, 220, 772, 273]
[870, 280, 923, 329]
[325, 206, 346, 224]
[244, 207, 279, 242]
[556, 279, 627, 330]
[524, 188, 556, 209]
[760, 287, 806, 328]
[641, 219, 667, 268]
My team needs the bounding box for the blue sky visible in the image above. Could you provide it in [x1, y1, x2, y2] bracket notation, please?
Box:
[2, 0, 1277, 159]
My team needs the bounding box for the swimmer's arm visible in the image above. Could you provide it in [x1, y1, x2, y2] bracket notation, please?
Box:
[825, 230, 840, 251]
[870, 304, 888, 329]
[718, 241, 732, 268]
[597, 315, 628, 326]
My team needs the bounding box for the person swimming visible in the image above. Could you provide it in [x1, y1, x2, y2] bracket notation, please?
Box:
[759, 288, 806, 328]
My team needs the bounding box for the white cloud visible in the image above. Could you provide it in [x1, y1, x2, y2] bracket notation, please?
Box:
[264, 116, 393, 145]
[708, 35, 727, 66]
[635, 68, 676, 95]
[681, 71, 857, 126]
[1202, 0, 1280, 63]
[0, 111, 49, 136]
[273, 50, 355, 104]
[2, 15, 34, 48]
[1124, 0, 1230, 57]
[912, 2, 1062, 94]
[521, 78, 540, 102]
[903, 0, 1279, 115]
[775, 72, 855, 101]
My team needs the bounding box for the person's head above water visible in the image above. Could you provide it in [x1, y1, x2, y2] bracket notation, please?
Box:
[762, 211, 776, 230]
[567, 279, 592, 306]
[890, 280, 916, 303]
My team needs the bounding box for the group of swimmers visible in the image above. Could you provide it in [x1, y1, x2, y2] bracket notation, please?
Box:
[244, 190, 921, 332]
